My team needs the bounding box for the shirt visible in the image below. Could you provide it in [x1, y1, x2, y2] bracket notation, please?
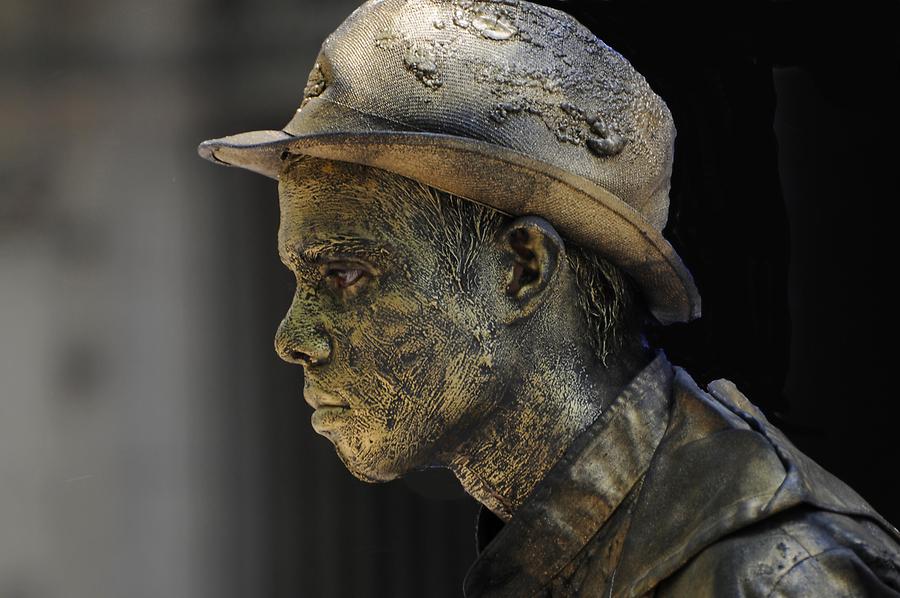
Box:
[463, 352, 900, 597]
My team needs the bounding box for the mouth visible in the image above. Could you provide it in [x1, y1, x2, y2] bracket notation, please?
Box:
[303, 384, 351, 410]
[304, 385, 352, 435]
[310, 404, 351, 434]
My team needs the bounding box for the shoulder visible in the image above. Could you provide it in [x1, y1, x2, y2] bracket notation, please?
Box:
[655, 508, 900, 597]
[614, 365, 900, 597]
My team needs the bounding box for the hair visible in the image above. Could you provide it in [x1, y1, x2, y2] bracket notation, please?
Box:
[411, 182, 650, 365]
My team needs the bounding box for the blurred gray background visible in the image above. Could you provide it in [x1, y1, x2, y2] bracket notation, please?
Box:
[1, 0, 478, 596]
[2, 1, 897, 597]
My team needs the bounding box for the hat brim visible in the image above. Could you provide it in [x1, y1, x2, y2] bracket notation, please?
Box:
[198, 128, 700, 325]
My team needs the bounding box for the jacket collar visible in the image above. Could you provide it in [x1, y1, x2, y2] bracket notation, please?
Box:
[612, 369, 900, 597]
[465, 355, 900, 598]
[463, 351, 675, 597]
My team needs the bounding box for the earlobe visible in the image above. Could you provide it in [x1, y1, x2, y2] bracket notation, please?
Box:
[500, 216, 564, 321]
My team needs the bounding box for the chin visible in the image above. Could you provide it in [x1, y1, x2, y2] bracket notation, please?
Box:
[331, 439, 407, 484]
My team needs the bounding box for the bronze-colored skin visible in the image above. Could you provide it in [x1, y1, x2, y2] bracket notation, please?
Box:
[273, 156, 649, 521]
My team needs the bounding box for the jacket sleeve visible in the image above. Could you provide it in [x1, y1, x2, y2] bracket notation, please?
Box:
[654, 525, 900, 598]
[767, 547, 900, 598]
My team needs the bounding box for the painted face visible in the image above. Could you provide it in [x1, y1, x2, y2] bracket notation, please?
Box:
[274, 157, 505, 482]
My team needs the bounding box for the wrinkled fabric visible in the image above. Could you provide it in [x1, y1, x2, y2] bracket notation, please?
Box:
[464, 352, 900, 597]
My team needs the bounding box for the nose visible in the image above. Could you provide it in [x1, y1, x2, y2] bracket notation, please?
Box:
[274, 294, 333, 366]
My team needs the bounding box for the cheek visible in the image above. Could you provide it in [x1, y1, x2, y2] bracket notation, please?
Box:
[323, 285, 502, 475]
[349, 292, 455, 394]
[342, 293, 482, 417]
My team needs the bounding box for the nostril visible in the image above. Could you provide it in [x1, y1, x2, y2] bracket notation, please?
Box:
[274, 323, 332, 366]
[288, 349, 311, 364]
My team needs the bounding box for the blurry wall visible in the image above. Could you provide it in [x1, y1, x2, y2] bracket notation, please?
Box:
[1, 0, 242, 595]
[1, 0, 478, 596]
[1, 1, 897, 598]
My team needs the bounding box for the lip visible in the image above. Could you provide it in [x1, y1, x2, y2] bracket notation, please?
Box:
[310, 405, 352, 434]
[303, 384, 350, 410]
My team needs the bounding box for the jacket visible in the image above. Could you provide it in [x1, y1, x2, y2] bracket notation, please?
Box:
[463, 352, 900, 597]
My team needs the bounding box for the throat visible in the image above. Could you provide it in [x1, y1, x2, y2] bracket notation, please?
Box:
[442, 336, 651, 522]
[447, 389, 604, 522]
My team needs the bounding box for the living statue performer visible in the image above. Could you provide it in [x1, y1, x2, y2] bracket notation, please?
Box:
[197, 0, 900, 595]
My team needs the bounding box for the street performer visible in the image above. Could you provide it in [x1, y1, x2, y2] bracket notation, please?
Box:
[198, 0, 900, 594]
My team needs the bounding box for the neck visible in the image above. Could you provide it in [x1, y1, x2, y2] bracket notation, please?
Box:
[446, 341, 649, 522]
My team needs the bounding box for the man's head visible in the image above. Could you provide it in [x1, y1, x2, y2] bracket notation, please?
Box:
[199, 0, 702, 494]
[274, 155, 649, 482]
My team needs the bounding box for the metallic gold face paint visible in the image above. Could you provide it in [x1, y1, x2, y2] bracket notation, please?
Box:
[274, 156, 512, 483]
[272, 155, 650, 520]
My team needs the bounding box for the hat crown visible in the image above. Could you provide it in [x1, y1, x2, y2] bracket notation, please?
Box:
[286, 0, 676, 231]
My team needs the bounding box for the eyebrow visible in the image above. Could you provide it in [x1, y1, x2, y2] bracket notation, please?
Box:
[280, 238, 394, 264]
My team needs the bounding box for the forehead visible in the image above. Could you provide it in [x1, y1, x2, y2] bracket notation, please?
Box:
[276, 156, 431, 257]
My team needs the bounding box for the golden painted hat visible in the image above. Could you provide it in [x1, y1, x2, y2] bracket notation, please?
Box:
[198, 0, 701, 324]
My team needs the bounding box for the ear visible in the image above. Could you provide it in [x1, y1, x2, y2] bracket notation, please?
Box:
[498, 216, 565, 322]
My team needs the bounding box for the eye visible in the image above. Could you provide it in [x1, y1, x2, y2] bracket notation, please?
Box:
[324, 266, 367, 290]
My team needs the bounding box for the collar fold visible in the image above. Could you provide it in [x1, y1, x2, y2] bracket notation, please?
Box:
[463, 352, 674, 597]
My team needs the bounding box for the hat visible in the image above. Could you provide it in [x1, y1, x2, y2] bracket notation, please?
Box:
[198, 0, 701, 324]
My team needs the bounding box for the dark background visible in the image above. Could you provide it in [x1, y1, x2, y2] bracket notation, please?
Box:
[1, 1, 897, 597]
